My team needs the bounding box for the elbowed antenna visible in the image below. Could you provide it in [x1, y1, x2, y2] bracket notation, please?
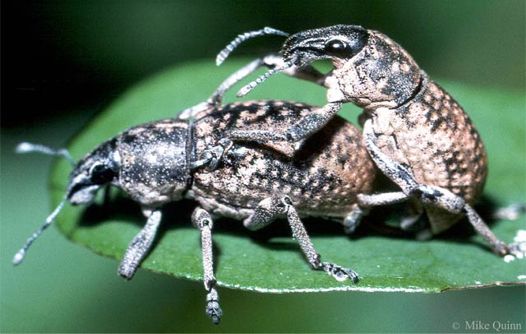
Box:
[216, 27, 289, 66]
[12, 197, 67, 265]
[236, 61, 293, 97]
[16, 142, 76, 166]
[13, 141, 77, 265]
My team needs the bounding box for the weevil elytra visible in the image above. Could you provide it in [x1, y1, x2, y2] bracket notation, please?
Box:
[13, 98, 376, 324]
[214, 25, 526, 257]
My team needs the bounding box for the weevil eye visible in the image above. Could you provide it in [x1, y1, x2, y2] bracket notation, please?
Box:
[89, 163, 115, 184]
[324, 39, 352, 58]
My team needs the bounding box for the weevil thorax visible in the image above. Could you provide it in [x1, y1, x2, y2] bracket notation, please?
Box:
[67, 139, 119, 205]
[331, 29, 422, 108]
[116, 120, 192, 207]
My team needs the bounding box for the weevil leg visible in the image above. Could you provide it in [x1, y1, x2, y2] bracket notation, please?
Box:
[357, 192, 410, 207]
[463, 204, 510, 256]
[118, 209, 162, 280]
[192, 207, 222, 325]
[342, 204, 369, 234]
[211, 54, 327, 104]
[244, 196, 359, 283]
[343, 192, 408, 234]
[362, 119, 517, 256]
[190, 138, 233, 171]
[344, 192, 419, 233]
[344, 193, 427, 233]
[178, 55, 326, 121]
[362, 120, 419, 194]
[210, 57, 268, 105]
[180, 59, 268, 121]
[229, 102, 342, 143]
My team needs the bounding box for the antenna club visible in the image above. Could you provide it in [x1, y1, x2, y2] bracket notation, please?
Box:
[12, 249, 26, 265]
[15, 142, 34, 153]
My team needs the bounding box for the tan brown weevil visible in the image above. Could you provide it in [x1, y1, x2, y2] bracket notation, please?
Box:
[213, 25, 525, 257]
[13, 96, 377, 324]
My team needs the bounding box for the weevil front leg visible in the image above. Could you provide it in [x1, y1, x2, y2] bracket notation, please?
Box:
[178, 59, 268, 121]
[192, 207, 223, 325]
[229, 102, 342, 143]
[178, 55, 326, 121]
[362, 119, 519, 256]
[244, 196, 359, 283]
[118, 209, 162, 279]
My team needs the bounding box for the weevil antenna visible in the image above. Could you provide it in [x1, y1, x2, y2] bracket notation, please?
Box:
[236, 60, 293, 97]
[12, 197, 67, 265]
[16, 142, 76, 166]
[216, 27, 289, 66]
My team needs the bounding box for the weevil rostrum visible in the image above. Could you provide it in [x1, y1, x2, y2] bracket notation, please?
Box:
[214, 25, 526, 257]
[13, 97, 376, 323]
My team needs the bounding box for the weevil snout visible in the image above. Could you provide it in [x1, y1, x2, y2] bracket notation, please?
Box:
[67, 139, 119, 205]
[281, 25, 369, 67]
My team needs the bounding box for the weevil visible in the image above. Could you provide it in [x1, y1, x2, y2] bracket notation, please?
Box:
[13, 98, 376, 324]
[213, 25, 525, 257]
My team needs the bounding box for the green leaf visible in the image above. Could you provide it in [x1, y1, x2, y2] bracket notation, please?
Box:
[51, 59, 526, 293]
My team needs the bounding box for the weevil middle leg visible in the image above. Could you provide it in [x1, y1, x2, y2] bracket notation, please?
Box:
[244, 195, 359, 283]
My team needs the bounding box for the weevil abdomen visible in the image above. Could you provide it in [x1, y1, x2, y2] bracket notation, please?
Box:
[192, 100, 375, 219]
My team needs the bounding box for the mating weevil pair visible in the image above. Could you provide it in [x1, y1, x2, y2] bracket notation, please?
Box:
[13, 25, 525, 325]
[213, 24, 526, 256]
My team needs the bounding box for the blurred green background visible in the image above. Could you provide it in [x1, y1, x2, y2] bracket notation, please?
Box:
[1, 0, 525, 332]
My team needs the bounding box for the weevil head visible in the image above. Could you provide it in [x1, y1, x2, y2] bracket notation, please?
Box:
[281, 25, 422, 108]
[67, 139, 119, 205]
[117, 120, 192, 207]
[281, 25, 369, 68]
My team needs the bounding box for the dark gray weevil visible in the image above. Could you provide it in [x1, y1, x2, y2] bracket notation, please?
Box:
[13, 99, 376, 324]
[213, 25, 525, 257]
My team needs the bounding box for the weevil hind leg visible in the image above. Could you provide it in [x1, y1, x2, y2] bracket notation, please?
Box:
[118, 209, 162, 280]
[244, 196, 359, 283]
[362, 119, 518, 257]
[192, 207, 222, 325]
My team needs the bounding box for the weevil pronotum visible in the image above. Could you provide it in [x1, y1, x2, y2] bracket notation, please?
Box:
[13, 97, 376, 323]
[214, 25, 526, 257]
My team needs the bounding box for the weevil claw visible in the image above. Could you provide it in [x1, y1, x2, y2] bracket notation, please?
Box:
[322, 262, 359, 283]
